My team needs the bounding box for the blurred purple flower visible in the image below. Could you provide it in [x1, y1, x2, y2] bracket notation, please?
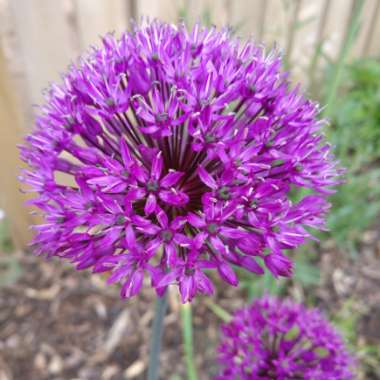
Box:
[20, 21, 341, 302]
[216, 296, 355, 380]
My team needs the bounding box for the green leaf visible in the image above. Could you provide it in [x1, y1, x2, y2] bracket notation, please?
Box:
[0, 256, 22, 288]
[181, 303, 198, 380]
[293, 258, 320, 286]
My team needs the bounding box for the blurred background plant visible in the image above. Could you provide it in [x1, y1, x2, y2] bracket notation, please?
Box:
[0, 211, 22, 289]
[209, 1, 380, 378]
[326, 58, 380, 251]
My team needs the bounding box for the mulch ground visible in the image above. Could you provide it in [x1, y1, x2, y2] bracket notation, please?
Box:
[0, 226, 379, 380]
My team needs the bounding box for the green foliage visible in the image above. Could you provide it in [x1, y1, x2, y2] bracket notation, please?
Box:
[177, 3, 213, 28]
[0, 256, 22, 288]
[322, 0, 365, 118]
[328, 169, 380, 246]
[237, 246, 321, 299]
[292, 250, 320, 286]
[238, 264, 287, 301]
[332, 299, 358, 344]
[329, 59, 380, 166]
[332, 300, 380, 378]
[0, 217, 21, 288]
[0, 217, 13, 253]
[324, 58, 380, 249]
[204, 299, 232, 323]
[181, 303, 198, 380]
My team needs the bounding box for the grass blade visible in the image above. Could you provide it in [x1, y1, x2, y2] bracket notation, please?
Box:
[181, 303, 198, 380]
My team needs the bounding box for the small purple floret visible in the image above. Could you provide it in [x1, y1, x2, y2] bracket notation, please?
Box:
[20, 21, 341, 302]
[216, 296, 355, 380]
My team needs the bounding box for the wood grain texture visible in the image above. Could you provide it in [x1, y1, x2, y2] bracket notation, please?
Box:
[136, 0, 178, 23]
[9, 0, 75, 106]
[351, 0, 378, 58]
[2, 0, 380, 249]
[75, 0, 130, 49]
[362, 0, 380, 56]
[0, 46, 33, 248]
[228, 0, 266, 40]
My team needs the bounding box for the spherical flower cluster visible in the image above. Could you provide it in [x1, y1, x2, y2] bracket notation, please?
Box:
[216, 296, 354, 379]
[20, 21, 340, 302]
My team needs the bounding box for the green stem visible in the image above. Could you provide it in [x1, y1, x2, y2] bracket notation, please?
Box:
[181, 302, 198, 380]
[147, 292, 168, 380]
[204, 299, 232, 323]
[323, 0, 365, 118]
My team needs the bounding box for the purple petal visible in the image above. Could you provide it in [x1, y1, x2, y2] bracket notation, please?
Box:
[165, 242, 177, 267]
[145, 237, 162, 254]
[140, 125, 160, 134]
[187, 212, 205, 228]
[120, 269, 144, 298]
[198, 165, 217, 189]
[265, 253, 293, 277]
[170, 216, 187, 230]
[126, 187, 146, 201]
[157, 269, 179, 288]
[179, 275, 195, 303]
[144, 193, 157, 215]
[194, 270, 214, 295]
[210, 236, 226, 254]
[152, 152, 163, 180]
[240, 256, 264, 274]
[107, 264, 131, 284]
[159, 189, 189, 206]
[120, 138, 133, 168]
[220, 226, 247, 239]
[198, 260, 217, 269]
[217, 262, 238, 286]
[156, 208, 168, 228]
[87, 175, 125, 192]
[125, 224, 136, 247]
[174, 233, 191, 246]
[194, 232, 207, 248]
[160, 170, 184, 188]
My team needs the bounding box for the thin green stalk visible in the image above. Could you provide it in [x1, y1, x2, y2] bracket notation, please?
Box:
[181, 302, 198, 380]
[204, 299, 232, 323]
[323, 0, 365, 118]
[308, 0, 330, 96]
[147, 292, 169, 380]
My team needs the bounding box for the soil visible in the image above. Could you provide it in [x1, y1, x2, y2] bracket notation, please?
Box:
[0, 228, 379, 380]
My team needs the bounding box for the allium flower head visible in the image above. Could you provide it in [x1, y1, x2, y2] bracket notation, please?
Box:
[20, 21, 340, 302]
[216, 296, 354, 379]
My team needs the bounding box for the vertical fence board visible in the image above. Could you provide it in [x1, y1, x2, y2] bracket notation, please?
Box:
[284, 0, 303, 65]
[350, 0, 378, 58]
[228, 0, 266, 40]
[75, 0, 130, 49]
[200, 0, 229, 27]
[9, 0, 75, 106]
[179, 0, 229, 27]
[308, 0, 332, 94]
[364, 0, 380, 56]
[261, 0, 289, 49]
[0, 47, 33, 248]
[136, 0, 178, 23]
[322, 0, 352, 62]
[135, 0, 231, 28]
[2, 0, 380, 251]
[289, 1, 324, 85]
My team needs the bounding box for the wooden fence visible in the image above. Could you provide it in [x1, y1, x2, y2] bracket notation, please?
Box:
[0, 0, 379, 247]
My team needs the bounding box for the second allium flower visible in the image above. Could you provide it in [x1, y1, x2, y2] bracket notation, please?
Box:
[216, 296, 354, 379]
[20, 21, 341, 302]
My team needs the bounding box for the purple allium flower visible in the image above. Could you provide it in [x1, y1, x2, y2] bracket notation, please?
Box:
[20, 21, 341, 303]
[216, 296, 355, 380]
